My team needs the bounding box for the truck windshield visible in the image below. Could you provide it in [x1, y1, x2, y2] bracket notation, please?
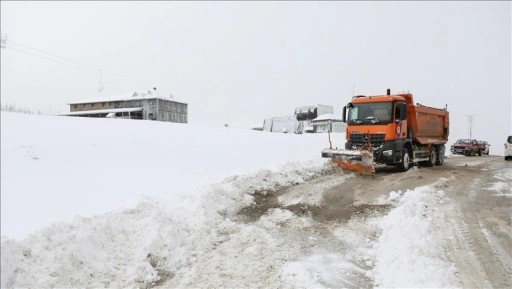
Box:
[347, 102, 393, 125]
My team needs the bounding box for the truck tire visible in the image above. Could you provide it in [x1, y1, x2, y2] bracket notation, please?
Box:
[435, 145, 445, 166]
[425, 146, 436, 167]
[398, 147, 410, 172]
[478, 150, 482, 156]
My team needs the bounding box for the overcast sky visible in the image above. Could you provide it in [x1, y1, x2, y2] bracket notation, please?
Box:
[1, 1, 510, 147]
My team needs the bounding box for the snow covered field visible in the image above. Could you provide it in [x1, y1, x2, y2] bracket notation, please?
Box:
[1, 112, 507, 288]
[1, 112, 329, 240]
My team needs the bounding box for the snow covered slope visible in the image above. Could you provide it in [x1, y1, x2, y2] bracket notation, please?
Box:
[1, 112, 332, 240]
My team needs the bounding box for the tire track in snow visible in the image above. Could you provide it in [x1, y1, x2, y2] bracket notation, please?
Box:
[479, 223, 512, 275]
[444, 161, 512, 289]
[446, 202, 491, 288]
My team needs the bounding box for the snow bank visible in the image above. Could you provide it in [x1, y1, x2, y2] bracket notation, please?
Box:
[371, 179, 461, 288]
[1, 156, 333, 288]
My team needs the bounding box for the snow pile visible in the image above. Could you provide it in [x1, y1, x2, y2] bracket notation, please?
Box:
[174, 207, 312, 289]
[1, 156, 332, 288]
[283, 252, 364, 288]
[371, 180, 461, 288]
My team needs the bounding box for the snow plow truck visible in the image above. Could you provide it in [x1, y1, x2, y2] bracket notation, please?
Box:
[322, 89, 449, 175]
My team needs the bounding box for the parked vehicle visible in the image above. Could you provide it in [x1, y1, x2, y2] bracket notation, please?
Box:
[505, 136, 512, 160]
[322, 89, 449, 175]
[477, 141, 490, 155]
[450, 139, 485, 156]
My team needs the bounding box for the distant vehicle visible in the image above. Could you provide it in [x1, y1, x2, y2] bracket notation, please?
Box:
[450, 139, 486, 156]
[294, 105, 334, 134]
[505, 136, 512, 160]
[477, 140, 490, 155]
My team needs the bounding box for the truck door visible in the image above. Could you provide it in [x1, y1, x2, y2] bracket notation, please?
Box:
[395, 102, 407, 139]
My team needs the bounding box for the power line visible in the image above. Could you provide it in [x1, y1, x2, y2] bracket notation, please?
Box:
[3, 39, 154, 89]
[5, 45, 99, 74]
[9, 40, 101, 72]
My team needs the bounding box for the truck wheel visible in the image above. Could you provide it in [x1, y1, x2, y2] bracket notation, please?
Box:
[398, 147, 410, 172]
[426, 146, 436, 167]
[478, 150, 482, 156]
[435, 145, 445, 166]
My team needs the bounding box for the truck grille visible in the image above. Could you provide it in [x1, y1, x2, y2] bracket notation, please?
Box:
[349, 133, 385, 145]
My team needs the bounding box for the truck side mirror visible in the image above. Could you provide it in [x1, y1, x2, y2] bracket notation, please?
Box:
[342, 106, 347, 123]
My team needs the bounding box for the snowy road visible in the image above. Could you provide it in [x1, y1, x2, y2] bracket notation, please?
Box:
[443, 157, 512, 289]
[168, 155, 511, 288]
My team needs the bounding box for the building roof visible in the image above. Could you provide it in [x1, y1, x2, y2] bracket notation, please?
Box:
[60, 107, 143, 116]
[68, 88, 186, 105]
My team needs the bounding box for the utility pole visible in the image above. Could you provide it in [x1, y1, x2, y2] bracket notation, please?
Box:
[466, 114, 475, 139]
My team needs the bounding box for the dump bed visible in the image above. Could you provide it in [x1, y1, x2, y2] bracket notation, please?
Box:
[408, 104, 449, 145]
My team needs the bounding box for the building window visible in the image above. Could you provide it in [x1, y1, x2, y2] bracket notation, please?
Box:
[109, 102, 114, 107]
[91, 103, 96, 109]
[102, 103, 107, 108]
[73, 105, 77, 110]
[82, 104, 88, 109]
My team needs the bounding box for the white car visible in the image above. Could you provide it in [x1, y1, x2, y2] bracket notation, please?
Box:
[505, 136, 512, 161]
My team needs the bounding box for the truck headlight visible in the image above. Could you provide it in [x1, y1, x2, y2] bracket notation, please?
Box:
[383, 150, 393, 156]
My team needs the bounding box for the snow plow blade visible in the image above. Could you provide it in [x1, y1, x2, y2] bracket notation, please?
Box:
[322, 149, 375, 175]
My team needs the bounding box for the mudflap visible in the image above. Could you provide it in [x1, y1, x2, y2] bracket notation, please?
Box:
[321, 148, 375, 176]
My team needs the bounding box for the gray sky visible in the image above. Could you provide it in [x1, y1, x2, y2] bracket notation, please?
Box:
[1, 1, 510, 149]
